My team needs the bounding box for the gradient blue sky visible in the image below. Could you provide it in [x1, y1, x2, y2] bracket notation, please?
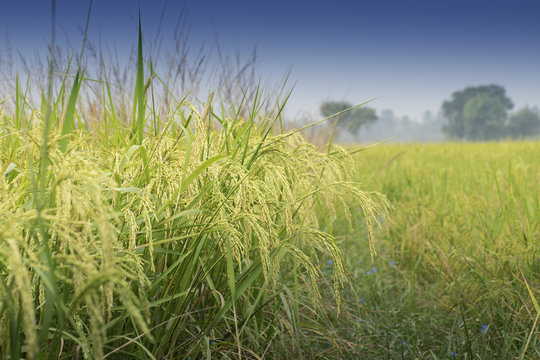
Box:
[1, 0, 539, 120]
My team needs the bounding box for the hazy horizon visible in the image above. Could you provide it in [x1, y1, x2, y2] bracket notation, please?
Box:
[1, 0, 539, 123]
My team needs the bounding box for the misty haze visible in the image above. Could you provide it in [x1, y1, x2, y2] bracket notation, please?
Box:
[0, 1, 539, 359]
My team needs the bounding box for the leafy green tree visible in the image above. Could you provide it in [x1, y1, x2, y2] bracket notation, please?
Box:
[320, 101, 377, 140]
[506, 108, 540, 139]
[441, 85, 513, 140]
[462, 93, 507, 140]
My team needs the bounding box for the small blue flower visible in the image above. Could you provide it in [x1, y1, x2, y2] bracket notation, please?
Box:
[359, 318, 364, 323]
[450, 351, 456, 357]
[357, 259, 362, 264]
[359, 298, 365, 304]
[390, 261, 396, 266]
[366, 270, 371, 275]
[210, 340, 214, 345]
[376, 214, 383, 223]
[325, 260, 333, 268]
[402, 340, 406, 345]
[372, 267, 377, 273]
[345, 305, 350, 309]
[481, 324, 488, 334]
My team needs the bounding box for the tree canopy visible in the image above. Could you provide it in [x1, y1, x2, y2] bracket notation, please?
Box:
[320, 101, 377, 139]
[506, 108, 540, 139]
[441, 85, 513, 140]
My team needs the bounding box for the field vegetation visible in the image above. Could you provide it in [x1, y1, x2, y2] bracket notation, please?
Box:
[1, 7, 539, 360]
[0, 19, 391, 359]
[326, 142, 539, 359]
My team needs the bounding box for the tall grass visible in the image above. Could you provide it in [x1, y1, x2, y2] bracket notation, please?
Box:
[326, 142, 540, 358]
[0, 21, 388, 359]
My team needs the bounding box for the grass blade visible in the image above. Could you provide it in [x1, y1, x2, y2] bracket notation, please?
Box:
[132, 13, 146, 144]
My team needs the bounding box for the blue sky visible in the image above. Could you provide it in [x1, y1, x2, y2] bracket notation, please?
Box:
[1, 0, 539, 120]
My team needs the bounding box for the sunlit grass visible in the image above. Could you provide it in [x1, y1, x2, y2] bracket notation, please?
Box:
[2, 4, 539, 358]
[0, 23, 388, 359]
[318, 141, 540, 359]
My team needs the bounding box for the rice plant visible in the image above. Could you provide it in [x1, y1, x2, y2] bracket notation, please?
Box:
[336, 142, 540, 359]
[0, 19, 388, 359]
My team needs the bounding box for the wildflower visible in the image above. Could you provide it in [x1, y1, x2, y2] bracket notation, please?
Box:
[390, 261, 396, 266]
[402, 340, 407, 345]
[210, 340, 214, 345]
[366, 270, 371, 275]
[481, 324, 488, 334]
[359, 298, 365, 304]
[372, 267, 377, 273]
[357, 259, 362, 264]
[376, 214, 383, 223]
[345, 305, 350, 309]
[450, 351, 456, 357]
[326, 260, 333, 268]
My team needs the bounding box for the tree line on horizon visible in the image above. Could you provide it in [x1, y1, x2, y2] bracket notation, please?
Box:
[321, 84, 540, 142]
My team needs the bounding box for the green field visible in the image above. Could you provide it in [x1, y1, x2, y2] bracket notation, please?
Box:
[1, 67, 391, 357]
[327, 142, 540, 359]
[1, 25, 539, 359]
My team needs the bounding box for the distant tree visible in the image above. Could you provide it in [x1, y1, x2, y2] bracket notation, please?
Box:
[320, 101, 377, 140]
[462, 93, 508, 140]
[506, 108, 540, 139]
[441, 85, 513, 140]
[379, 109, 397, 128]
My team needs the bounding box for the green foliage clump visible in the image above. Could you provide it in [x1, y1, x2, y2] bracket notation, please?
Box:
[506, 107, 540, 139]
[462, 92, 508, 140]
[441, 85, 540, 141]
[320, 100, 378, 140]
[442, 84, 513, 140]
[0, 12, 389, 359]
[0, 74, 388, 359]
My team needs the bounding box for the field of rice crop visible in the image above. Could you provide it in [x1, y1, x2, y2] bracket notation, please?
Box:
[327, 141, 540, 359]
[1, 21, 539, 360]
[0, 25, 393, 358]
